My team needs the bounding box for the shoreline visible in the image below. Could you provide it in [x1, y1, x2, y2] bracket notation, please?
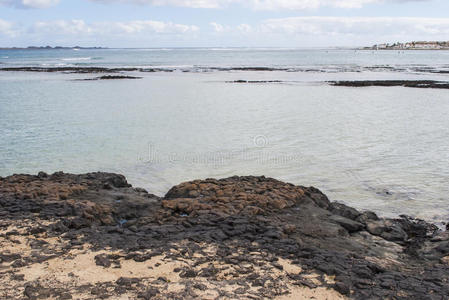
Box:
[1, 171, 448, 299]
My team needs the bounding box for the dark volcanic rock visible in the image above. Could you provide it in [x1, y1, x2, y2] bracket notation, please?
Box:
[1, 171, 448, 299]
[0, 171, 159, 228]
[80, 75, 142, 81]
[328, 215, 364, 233]
[95, 254, 111, 268]
[226, 80, 283, 84]
[163, 176, 330, 216]
[330, 202, 361, 220]
[0, 66, 173, 74]
[330, 80, 449, 89]
[0, 66, 140, 73]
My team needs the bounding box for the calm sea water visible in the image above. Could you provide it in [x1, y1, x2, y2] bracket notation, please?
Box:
[1, 48, 448, 223]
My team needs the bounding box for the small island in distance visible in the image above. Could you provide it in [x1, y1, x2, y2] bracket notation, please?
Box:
[2, 43, 449, 50]
[362, 40, 449, 50]
[0, 46, 107, 50]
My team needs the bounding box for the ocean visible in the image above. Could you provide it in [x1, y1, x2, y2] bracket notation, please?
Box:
[1, 48, 448, 223]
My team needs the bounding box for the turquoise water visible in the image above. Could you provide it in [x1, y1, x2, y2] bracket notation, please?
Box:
[1, 48, 449, 223]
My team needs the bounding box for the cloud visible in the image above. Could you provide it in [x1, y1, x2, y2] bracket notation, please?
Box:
[0, 19, 197, 46]
[87, 0, 430, 10]
[0, 0, 59, 8]
[18, 19, 200, 46]
[259, 16, 449, 36]
[89, 0, 226, 8]
[32, 20, 92, 35]
[0, 0, 430, 9]
[237, 24, 252, 33]
[0, 19, 17, 36]
[3, 16, 449, 47]
[210, 22, 252, 34]
[30, 19, 199, 36]
[210, 22, 227, 32]
[112, 20, 199, 34]
[205, 17, 449, 46]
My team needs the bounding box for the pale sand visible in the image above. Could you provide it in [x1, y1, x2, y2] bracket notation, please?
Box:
[276, 285, 347, 300]
[1, 228, 347, 300]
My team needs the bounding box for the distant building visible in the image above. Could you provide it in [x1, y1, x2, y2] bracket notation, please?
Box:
[368, 41, 449, 50]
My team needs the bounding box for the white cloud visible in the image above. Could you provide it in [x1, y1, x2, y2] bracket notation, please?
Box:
[0, 19, 17, 37]
[3, 19, 199, 46]
[259, 16, 449, 36]
[0, 0, 59, 8]
[237, 23, 252, 33]
[86, 0, 227, 8]
[250, 0, 376, 10]
[0, 0, 430, 9]
[210, 22, 225, 32]
[33, 20, 92, 35]
[3, 16, 449, 47]
[204, 17, 449, 46]
[87, 0, 430, 10]
[115, 20, 200, 34]
[210, 22, 252, 34]
[29, 19, 199, 36]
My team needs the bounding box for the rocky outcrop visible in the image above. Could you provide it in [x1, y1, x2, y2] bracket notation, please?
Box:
[0, 67, 173, 73]
[0, 172, 448, 299]
[80, 75, 143, 80]
[226, 80, 283, 84]
[329, 80, 449, 89]
[0, 171, 158, 228]
[162, 176, 329, 217]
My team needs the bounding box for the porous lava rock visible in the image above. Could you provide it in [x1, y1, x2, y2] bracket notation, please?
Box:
[163, 176, 330, 217]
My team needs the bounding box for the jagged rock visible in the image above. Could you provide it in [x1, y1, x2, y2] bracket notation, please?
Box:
[116, 277, 139, 286]
[330, 202, 361, 220]
[138, 288, 160, 299]
[24, 284, 52, 299]
[95, 254, 111, 268]
[180, 269, 197, 278]
[435, 241, 449, 254]
[356, 210, 379, 224]
[366, 220, 387, 235]
[334, 282, 350, 295]
[329, 215, 365, 233]
[365, 219, 409, 242]
[0, 253, 21, 263]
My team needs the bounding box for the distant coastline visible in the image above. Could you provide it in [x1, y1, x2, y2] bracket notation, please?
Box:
[0, 46, 107, 50]
[2, 44, 449, 51]
[361, 41, 449, 50]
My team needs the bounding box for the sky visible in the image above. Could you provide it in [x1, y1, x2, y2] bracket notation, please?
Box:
[1, 0, 449, 47]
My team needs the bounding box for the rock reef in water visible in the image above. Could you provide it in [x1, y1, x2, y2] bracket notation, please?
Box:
[225, 80, 283, 84]
[79, 75, 143, 81]
[0, 172, 448, 299]
[0, 67, 173, 73]
[330, 80, 449, 89]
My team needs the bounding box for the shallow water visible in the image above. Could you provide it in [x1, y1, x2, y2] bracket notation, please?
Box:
[1, 48, 449, 223]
